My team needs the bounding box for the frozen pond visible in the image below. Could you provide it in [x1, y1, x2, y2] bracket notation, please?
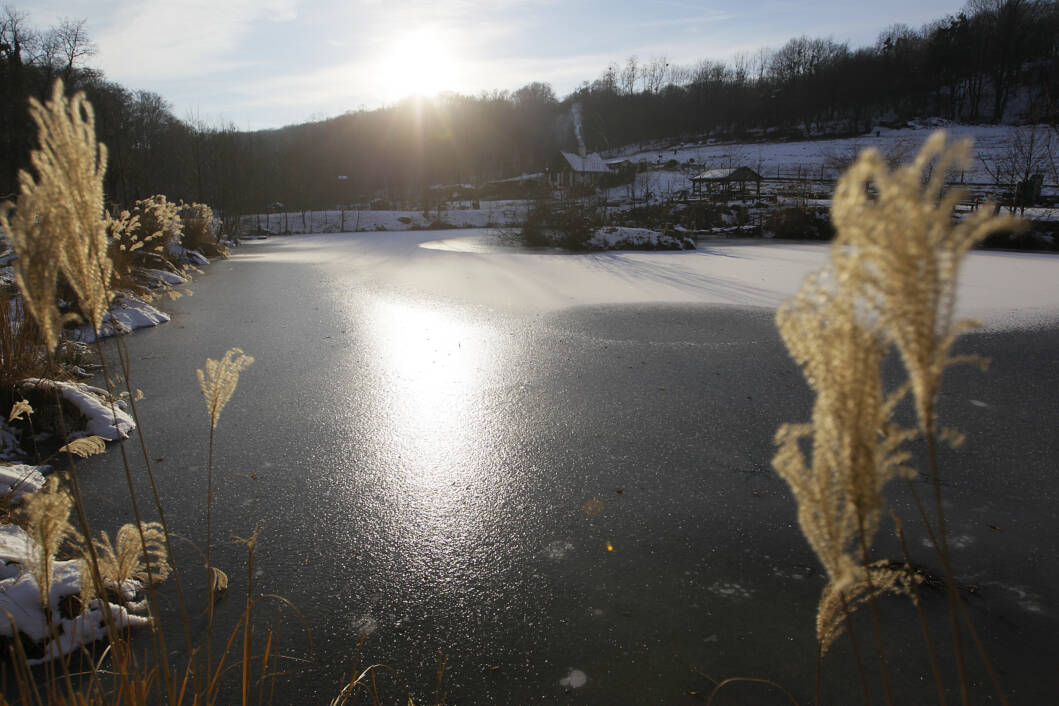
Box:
[79, 230, 1059, 703]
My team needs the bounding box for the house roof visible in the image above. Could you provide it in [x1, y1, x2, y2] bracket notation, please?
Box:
[691, 166, 762, 182]
[559, 151, 610, 173]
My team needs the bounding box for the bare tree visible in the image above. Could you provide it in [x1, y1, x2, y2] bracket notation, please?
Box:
[620, 55, 638, 95]
[980, 125, 1052, 213]
[641, 55, 669, 93]
[53, 18, 95, 81]
[0, 5, 33, 65]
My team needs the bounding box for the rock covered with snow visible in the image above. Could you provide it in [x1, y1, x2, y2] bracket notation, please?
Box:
[69, 294, 170, 343]
[136, 268, 188, 288]
[166, 243, 211, 265]
[0, 421, 21, 460]
[587, 227, 695, 251]
[16, 379, 135, 441]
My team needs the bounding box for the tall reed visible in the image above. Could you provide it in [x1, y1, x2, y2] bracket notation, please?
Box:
[773, 132, 1016, 703]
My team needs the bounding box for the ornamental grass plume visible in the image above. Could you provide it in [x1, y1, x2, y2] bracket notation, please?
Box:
[830, 131, 1017, 434]
[772, 131, 1014, 655]
[81, 521, 171, 603]
[0, 79, 111, 350]
[22, 476, 79, 610]
[197, 348, 254, 429]
[773, 269, 918, 653]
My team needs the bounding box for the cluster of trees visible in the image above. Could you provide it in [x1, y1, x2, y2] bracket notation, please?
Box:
[0, 7, 253, 215]
[2, 1, 1057, 217]
[573, 0, 1059, 149]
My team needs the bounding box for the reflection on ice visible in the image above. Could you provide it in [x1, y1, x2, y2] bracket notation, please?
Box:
[366, 299, 490, 486]
[360, 298, 507, 568]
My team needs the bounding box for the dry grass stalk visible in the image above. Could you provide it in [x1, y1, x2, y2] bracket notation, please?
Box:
[0, 287, 54, 394]
[197, 348, 254, 429]
[21, 476, 79, 610]
[7, 399, 34, 423]
[0, 79, 111, 349]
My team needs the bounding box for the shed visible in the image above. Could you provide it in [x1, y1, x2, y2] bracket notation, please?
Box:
[550, 151, 611, 188]
[690, 166, 762, 197]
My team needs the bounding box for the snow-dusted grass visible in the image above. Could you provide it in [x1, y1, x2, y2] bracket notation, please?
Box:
[587, 226, 695, 251]
[16, 379, 135, 441]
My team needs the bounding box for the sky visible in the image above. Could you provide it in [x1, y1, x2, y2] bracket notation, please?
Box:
[30, 0, 968, 131]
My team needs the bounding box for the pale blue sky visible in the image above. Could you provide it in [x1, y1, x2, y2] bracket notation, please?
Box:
[31, 1, 967, 130]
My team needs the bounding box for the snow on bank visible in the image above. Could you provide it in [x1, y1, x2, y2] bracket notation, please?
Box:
[0, 522, 151, 664]
[587, 227, 695, 251]
[0, 464, 44, 500]
[17, 379, 135, 441]
[69, 294, 170, 343]
[240, 201, 529, 236]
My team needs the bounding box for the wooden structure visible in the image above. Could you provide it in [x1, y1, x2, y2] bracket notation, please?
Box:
[549, 151, 611, 188]
[690, 166, 763, 198]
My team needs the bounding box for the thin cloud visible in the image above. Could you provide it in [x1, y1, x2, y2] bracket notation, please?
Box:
[94, 0, 296, 82]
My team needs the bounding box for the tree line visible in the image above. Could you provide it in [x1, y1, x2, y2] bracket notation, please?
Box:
[1, 1, 1057, 217]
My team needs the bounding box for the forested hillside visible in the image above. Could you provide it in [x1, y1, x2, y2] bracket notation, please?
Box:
[2, 1, 1057, 215]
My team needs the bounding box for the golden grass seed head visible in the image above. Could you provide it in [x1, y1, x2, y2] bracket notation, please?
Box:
[197, 348, 255, 429]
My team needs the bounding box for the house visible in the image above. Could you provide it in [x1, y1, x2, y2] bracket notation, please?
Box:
[689, 166, 763, 198]
[549, 151, 611, 188]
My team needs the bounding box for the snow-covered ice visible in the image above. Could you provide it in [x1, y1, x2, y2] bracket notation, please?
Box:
[261, 231, 1059, 332]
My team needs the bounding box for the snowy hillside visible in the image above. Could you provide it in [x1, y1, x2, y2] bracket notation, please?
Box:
[612, 122, 1050, 185]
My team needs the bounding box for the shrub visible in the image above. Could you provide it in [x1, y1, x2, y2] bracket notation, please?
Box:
[0, 290, 56, 407]
[520, 199, 598, 250]
[180, 202, 228, 257]
[130, 195, 182, 253]
[765, 205, 834, 240]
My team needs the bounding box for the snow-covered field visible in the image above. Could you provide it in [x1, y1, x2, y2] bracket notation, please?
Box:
[612, 122, 1051, 185]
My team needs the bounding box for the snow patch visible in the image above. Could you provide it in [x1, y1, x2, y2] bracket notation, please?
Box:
[0, 421, 21, 460]
[0, 523, 152, 664]
[0, 465, 45, 501]
[542, 540, 575, 560]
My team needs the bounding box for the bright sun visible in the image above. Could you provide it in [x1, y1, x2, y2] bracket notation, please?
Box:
[377, 28, 460, 101]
